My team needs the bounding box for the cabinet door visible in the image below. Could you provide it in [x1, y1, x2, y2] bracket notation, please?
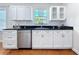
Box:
[25, 7, 32, 20]
[58, 6, 65, 20]
[32, 30, 53, 49]
[17, 6, 26, 20]
[46, 30, 54, 49]
[62, 30, 72, 48]
[38, 30, 53, 49]
[3, 30, 18, 49]
[54, 30, 63, 49]
[9, 6, 17, 20]
[18, 30, 31, 48]
[50, 6, 65, 20]
[50, 6, 58, 20]
[3, 40, 18, 49]
[32, 30, 42, 49]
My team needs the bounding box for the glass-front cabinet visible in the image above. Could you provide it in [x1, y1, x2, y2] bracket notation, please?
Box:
[59, 6, 65, 19]
[52, 7, 57, 20]
[49, 6, 65, 20]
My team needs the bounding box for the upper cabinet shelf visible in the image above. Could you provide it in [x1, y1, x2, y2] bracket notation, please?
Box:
[9, 5, 33, 20]
[49, 6, 66, 20]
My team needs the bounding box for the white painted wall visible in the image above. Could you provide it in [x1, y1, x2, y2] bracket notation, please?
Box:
[66, 3, 79, 54]
[65, 4, 75, 26]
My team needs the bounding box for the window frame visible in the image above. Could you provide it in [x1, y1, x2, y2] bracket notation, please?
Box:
[0, 7, 7, 31]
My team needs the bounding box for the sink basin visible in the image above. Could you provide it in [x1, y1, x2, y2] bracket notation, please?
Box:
[35, 27, 50, 29]
[34, 26, 58, 29]
[34, 26, 50, 29]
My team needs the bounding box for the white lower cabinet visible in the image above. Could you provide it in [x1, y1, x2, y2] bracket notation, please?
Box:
[32, 30, 72, 49]
[53, 30, 72, 49]
[53, 30, 63, 49]
[32, 30, 54, 49]
[3, 30, 18, 49]
[3, 29, 72, 49]
[62, 30, 72, 48]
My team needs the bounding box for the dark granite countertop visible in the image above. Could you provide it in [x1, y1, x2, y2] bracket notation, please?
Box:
[3, 26, 73, 30]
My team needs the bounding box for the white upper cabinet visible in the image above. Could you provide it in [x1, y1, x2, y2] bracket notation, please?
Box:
[25, 6, 33, 20]
[16, 6, 26, 20]
[59, 6, 65, 20]
[49, 6, 65, 20]
[9, 6, 17, 20]
[9, 5, 32, 20]
[50, 6, 58, 20]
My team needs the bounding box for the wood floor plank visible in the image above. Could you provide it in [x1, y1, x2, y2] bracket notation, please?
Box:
[0, 49, 76, 55]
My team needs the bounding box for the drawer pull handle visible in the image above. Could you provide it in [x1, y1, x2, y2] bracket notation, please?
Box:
[7, 44, 13, 45]
[41, 35, 44, 37]
[62, 34, 64, 37]
[8, 37, 12, 38]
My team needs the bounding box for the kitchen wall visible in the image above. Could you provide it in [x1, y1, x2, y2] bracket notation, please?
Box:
[67, 3, 79, 54]
[63, 3, 79, 54]
[64, 4, 75, 26]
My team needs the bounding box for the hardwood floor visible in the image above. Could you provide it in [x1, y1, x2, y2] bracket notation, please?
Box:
[0, 49, 76, 55]
[0, 42, 76, 55]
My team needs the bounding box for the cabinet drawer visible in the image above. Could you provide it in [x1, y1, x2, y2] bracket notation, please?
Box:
[3, 44, 17, 49]
[4, 35, 17, 40]
[3, 40, 17, 49]
[4, 31, 17, 36]
[3, 30, 18, 49]
[3, 30, 17, 40]
[3, 40, 17, 44]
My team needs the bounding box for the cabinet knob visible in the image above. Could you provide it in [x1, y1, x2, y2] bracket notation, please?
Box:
[41, 35, 44, 37]
[62, 34, 64, 37]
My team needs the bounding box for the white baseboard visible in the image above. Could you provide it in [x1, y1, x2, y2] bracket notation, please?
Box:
[72, 48, 79, 55]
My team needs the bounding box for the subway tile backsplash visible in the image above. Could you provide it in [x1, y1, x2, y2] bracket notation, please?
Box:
[6, 20, 65, 28]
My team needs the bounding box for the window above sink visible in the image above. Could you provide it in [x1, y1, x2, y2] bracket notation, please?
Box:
[33, 9, 48, 24]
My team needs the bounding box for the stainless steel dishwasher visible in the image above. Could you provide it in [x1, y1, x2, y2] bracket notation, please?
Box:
[18, 30, 31, 48]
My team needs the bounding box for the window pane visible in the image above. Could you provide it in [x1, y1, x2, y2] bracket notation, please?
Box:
[0, 9, 6, 31]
